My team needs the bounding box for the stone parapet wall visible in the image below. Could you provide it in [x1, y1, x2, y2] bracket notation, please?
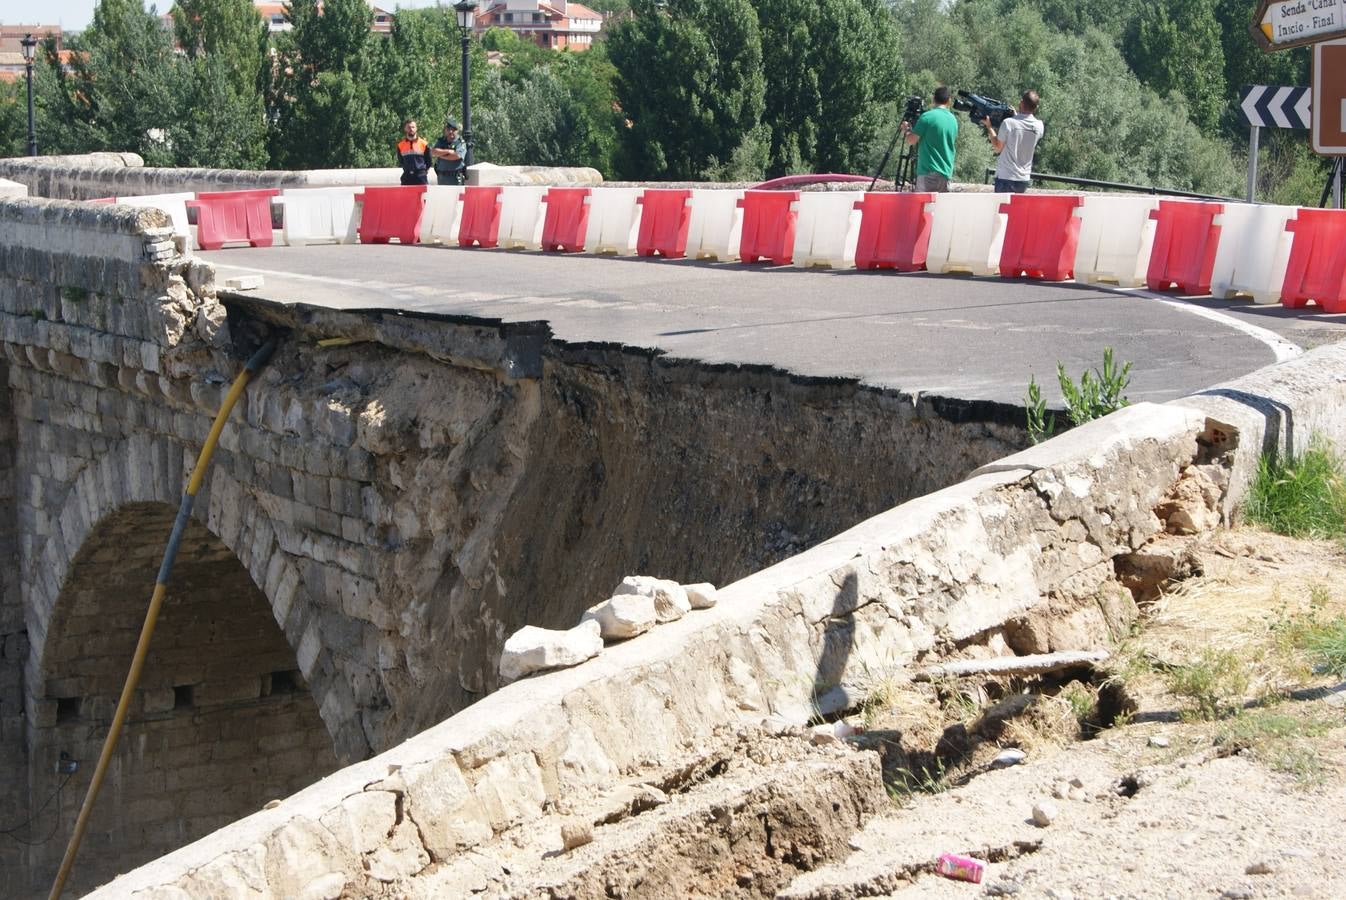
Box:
[0, 154, 604, 201]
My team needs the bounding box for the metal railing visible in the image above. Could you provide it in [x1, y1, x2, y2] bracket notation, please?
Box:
[983, 168, 1241, 202]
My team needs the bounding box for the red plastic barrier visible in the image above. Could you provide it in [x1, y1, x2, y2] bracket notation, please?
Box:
[540, 187, 591, 252]
[1281, 208, 1346, 313]
[1145, 200, 1223, 295]
[187, 189, 279, 250]
[355, 185, 425, 245]
[738, 190, 800, 265]
[854, 192, 934, 271]
[998, 194, 1084, 281]
[458, 186, 504, 249]
[635, 189, 692, 258]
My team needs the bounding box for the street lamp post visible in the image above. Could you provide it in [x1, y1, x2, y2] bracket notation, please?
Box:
[20, 32, 38, 156]
[453, 0, 478, 167]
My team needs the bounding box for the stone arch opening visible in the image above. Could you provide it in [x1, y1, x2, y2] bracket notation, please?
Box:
[24, 502, 339, 895]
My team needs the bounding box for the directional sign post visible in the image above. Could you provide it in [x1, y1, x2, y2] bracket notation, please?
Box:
[1238, 85, 1312, 201]
[1252, 0, 1346, 52]
[1312, 39, 1346, 207]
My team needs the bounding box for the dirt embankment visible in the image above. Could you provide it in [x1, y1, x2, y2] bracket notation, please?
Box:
[787, 529, 1346, 899]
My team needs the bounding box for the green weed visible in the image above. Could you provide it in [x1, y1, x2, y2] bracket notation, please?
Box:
[1025, 347, 1132, 443]
[1245, 444, 1346, 540]
[1165, 649, 1249, 720]
[884, 757, 951, 805]
[1275, 610, 1346, 680]
[1217, 711, 1334, 788]
[1060, 682, 1096, 724]
[1026, 375, 1055, 445]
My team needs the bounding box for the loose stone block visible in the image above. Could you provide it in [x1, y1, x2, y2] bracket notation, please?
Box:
[499, 620, 603, 683]
[613, 575, 691, 623]
[582, 593, 657, 640]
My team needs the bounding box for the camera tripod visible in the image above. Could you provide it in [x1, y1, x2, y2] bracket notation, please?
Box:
[868, 122, 916, 191]
[1319, 156, 1344, 209]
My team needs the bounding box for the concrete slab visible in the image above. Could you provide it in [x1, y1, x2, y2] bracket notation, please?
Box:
[201, 244, 1346, 406]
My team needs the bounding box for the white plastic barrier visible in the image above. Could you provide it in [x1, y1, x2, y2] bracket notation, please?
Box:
[1073, 195, 1160, 288]
[792, 191, 864, 269]
[420, 185, 465, 245]
[925, 192, 1008, 276]
[1209, 203, 1298, 304]
[584, 187, 644, 254]
[686, 189, 744, 261]
[497, 185, 548, 250]
[116, 192, 194, 246]
[275, 187, 359, 247]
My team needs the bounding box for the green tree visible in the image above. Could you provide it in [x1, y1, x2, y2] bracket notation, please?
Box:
[0, 79, 23, 158]
[169, 0, 269, 168]
[606, 0, 767, 179]
[755, 0, 821, 174]
[811, 0, 903, 173]
[54, 0, 181, 164]
[270, 0, 383, 168]
[171, 0, 268, 93]
[1123, 1, 1226, 133]
[173, 55, 271, 169]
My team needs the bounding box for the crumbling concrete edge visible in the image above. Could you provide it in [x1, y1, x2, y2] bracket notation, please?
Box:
[85, 344, 1346, 893]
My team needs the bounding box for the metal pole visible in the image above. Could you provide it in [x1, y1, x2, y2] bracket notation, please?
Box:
[460, 33, 473, 168]
[25, 60, 37, 156]
[1246, 125, 1259, 203]
[1335, 158, 1344, 209]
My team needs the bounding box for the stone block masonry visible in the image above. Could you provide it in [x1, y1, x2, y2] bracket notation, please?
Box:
[0, 193, 1029, 894]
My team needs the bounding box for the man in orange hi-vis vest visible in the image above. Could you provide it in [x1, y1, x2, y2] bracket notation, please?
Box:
[397, 119, 432, 186]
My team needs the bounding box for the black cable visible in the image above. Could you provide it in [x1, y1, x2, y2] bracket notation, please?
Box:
[1, 773, 72, 846]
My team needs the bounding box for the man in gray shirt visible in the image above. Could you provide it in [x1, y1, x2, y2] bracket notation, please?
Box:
[982, 90, 1043, 193]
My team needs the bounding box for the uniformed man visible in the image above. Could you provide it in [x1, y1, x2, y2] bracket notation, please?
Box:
[432, 120, 468, 186]
[397, 119, 431, 186]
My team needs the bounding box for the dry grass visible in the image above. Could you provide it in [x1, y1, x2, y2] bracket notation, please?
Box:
[1119, 529, 1346, 707]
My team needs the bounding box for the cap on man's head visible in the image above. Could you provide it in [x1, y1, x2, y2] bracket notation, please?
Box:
[445, 120, 459, 131]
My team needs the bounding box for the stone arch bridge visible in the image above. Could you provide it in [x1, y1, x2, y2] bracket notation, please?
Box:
[0, 197, 1030, 894]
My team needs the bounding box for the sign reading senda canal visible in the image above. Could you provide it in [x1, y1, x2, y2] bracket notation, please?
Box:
[1252, 0, 1346, 51]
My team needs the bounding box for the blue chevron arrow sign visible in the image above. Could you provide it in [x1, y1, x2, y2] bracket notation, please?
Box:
[1239, 84, 1312, 129]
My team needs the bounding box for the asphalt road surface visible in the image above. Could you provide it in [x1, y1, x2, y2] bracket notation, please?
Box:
[204, 244, 1346, 407]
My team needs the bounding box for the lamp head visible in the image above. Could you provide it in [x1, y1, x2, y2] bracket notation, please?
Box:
[454, 0, 479, 31]
[20, 33, 37, 63]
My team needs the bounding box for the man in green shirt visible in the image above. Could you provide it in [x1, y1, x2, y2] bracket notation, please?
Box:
[902, 86, 958, 192]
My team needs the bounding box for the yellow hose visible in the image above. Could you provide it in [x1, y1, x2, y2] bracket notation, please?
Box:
[48, 337, 278, 900]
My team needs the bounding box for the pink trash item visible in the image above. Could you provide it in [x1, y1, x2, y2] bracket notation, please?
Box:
[935, 852, 986, 884]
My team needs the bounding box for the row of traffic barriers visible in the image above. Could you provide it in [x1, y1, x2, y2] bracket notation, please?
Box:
[92, 185, 1346, 312]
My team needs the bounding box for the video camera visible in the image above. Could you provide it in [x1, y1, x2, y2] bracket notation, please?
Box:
[901, 95, 925, 125]
[954, 90, 1014, 129]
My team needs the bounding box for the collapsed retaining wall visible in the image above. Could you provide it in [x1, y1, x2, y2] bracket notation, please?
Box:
[0, 195, 1026, 894]
[90, 339, 1346, 896]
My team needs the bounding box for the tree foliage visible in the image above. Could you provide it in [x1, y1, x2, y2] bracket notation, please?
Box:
[11, 0, 1320, 198]
[1123, 0, 1226, 133]
[607, 0, 767, 179]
